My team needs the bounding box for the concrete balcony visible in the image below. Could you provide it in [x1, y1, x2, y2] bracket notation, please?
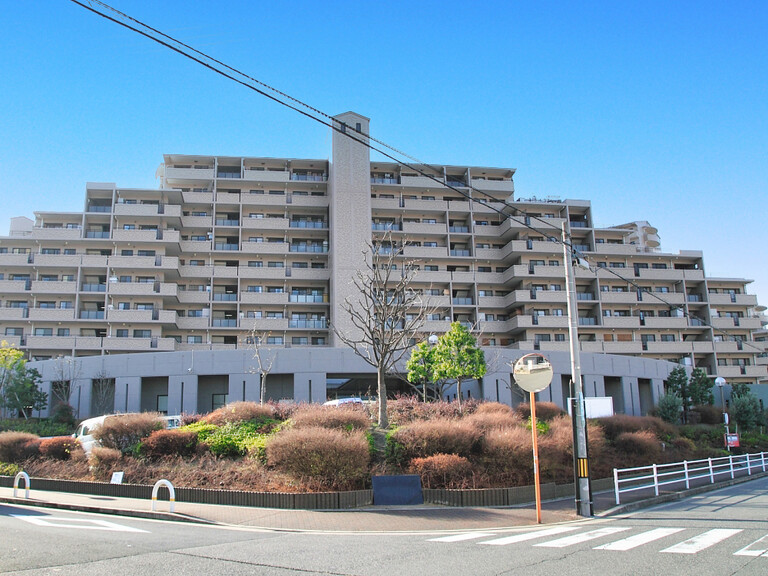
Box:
[634, 269, 686, 281]
[684, 270, 705, 281]
[592, 244, 639, 255]
[400, 175, 444, 188]
[537, 341, 571, 352]
[421, 295, 451, 308]
[403, 246, 448, 259]
[107, 283, 177, 297]
[519, 290, 568, 305]
[470, 178, 514, 193]
[112, 229, 160, 242]
[370, 198, 402, 211]
[642, 317, 688, 329]
[242, 169, 290, 182]
[708, 293, 759, 307]
[692, 341, 715, 353]
[250, 318, 289, 331]
[241, 194, 290, 207]
[29, 228, 83, 241]
[165, 167, 215, 180]
[603, 317, 640, 329]
[289, 194, 329, 208]
[716, 366, 750, 379]
[179, 265, 214, 277]
[599, 292, 639, 304]
[31, 254, 80, 267]
[239, 267, 287, 280]
[0, 254, 31, 266]
[402, 198, 448, 212]
[0, 308, 28, 320]
[450, 271, 477, 283]
[413, 270, 452, 284]
[422, 320, 452, 334]
[446, 200, 471, 214]
[106, 309, 176, 323]
[714, 341, 740, 353]
[240, 243, 288, 255]
[603, 341, 644, 354]
[212, 266, 239, 279]
[28, 309, 76, 322]
[0, 280, 30, 294]
[24, 336, 76, 350]
[645, 342, 694, 354]
[107, 256, 159, 269]
[402, 222, 447, 235]
[179, 240, 212, 253]
[287, 268, 331, 281]
[180, 216, 212, 228]
[216, 192, 241, 205]
[114, 204, 176, 217]
[745, 365, 768, 378]
[177, 291, 211, 304]
[478, 296, 507, 309]
[176, 317, 210, 330]
[181, 191, 214, 204]
[240, 292, 289, 305]
[242, 217, 289, 230]
[103, 337, 176, 352]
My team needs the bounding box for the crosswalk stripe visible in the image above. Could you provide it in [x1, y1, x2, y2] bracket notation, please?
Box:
[428, 533, 497, 543]
[661, 529, 743, 554]
[479, 525, 580, 546]
[734, 534, 768, 557]
[594, 528, 685, 551]
[535, 526, 631, 548]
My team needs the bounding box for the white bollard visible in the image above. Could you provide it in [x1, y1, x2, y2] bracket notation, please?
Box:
[13, 471, 30, 499]
[151, 479, 176, 513]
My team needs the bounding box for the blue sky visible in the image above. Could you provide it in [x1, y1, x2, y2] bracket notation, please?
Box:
[1, 1, 766, 305]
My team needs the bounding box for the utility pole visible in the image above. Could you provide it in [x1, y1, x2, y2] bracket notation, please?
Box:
[562, 222, 593, 517]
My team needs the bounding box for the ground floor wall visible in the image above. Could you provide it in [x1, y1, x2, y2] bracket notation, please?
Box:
[28, 348, 709, 419]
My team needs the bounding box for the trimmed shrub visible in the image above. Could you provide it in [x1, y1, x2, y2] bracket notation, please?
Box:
[0, 431, 40, 463]
[140, 429, 198, 460]
[180, 413, 202, 426]
[266, 426, 369, 490]
[89, 446, 122, 480]
[386, 418, 482, 465]
[612, 430, 663, 466]
[386, 397, 480, 426]
[0, 418, 73, 437]
[478, 426, 534, 486]
[203, 402, 275, 426]
[0, 462, 21, 476]
[596, 414, 676, 442]
[39, 436, 81, 461]
[692, 405, 724, 426]
[514, 402, 564, 421]
[474, 402, 515, 416]
[409, 453, 474, 489]
[50, 403, 76, 427]
[201, 421, 272, 458]
[465, 410, 521, 432]
[92, 413, 164, 455]
[656, 394, 682, 424]
[290, 404, 370, 431]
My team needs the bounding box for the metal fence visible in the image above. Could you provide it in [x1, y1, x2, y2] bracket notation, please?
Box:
[613, 451, 768, 505]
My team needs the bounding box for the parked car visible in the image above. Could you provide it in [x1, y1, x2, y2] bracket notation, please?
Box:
[323, 397, 364, 407]
[73, 413, 180, 454]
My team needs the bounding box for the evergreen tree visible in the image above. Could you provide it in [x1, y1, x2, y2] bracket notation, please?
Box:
[688, 368, 714, 406]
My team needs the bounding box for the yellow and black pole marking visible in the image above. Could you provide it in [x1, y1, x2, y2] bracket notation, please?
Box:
[577, 458, 589, 478]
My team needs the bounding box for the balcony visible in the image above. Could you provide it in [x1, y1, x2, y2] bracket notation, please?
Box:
[290, 173, 326, 182]
[449, 249, 471, 257]
[165, 166, 215, 180]
[289, 294, 326, 303]
[217, 171, 241, 179]
[289, 244, 327, 253]
[84, 231, 110, 239]
[79, 310, 105, 319]
[215, 219, 240, 226]
[211, 318, 238, 327]
[452, 298, 474, 306]
[602, 316, 638, 328]
[372, 222, 401, 231]
[214, 243, 240, 251]
[448, 226, 469, 233]
[81, 283, 106, 292]
[578, 317, 598, 326]
[242, 168, 289, 182]
[28, 309, 75, 322]
[371, 177, 399, 184]
[212, 293, 237, 301]
[288, 319, 327, 329]
[290, 220, 327, 229]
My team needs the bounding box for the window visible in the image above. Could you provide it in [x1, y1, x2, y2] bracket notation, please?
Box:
[478, 266, 491, 272]
[292, 261, 308, 268]
[266, 311, 284, 319]
[133, 330, 151, 338]
[41, 248, 60, 255]
[34, 328, 53, 336]
[64, 249, 76, 255]
[59, 301, 73, 309]
[267, 287, 284, 293]
[554, 334, 566, 342]
[136, 303, 154, 310]
[119, 275, 132, 283]
[121, 250, 134, 256]
[62, 275, 75, 282]
[123, 224, 136, 230]
[311, 337, 326, 345]
[40, 275, 58, 282]
[267, 336, 284, 345]
[609, 262, 626, 268]
[137, 250, 156, 256]
[248, 261, 263, 267]
[652, 263, 668, 269]
[38, 301, 56, 309]
[157, 395, 168, 415]
[267, 261, 284, 268]
[661, 334, 675, 342]
[5, 328, 23, 336]
[424, 265, 438, 271]
[212, 394, 228, 411]
[116, 329, 129, 338]
[187, 335, 202, 343]
[424, 242, 438, 247]
[292, 337, 308, 345]
[247, 286, 263, 293]
[268, 190, 284, 196]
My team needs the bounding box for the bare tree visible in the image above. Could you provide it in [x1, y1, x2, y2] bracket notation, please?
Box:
[331, 234, 435, 428]
[247, 330, 277, 405]
[91, 370, 116, 416]
[51, 356, 81, 410]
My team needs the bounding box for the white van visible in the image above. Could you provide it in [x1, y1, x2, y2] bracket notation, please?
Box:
[73, 414, 181, 455]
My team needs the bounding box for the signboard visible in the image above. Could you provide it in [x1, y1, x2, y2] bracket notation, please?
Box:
[566, 397, 615, 419]
[725, 433, 740, 448]
[110, 471, 124, 484]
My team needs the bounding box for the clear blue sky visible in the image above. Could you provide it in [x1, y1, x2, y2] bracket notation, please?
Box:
[1, 1, 766, 306]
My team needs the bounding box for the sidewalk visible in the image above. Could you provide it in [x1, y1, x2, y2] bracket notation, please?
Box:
[0, 485, 618, 532]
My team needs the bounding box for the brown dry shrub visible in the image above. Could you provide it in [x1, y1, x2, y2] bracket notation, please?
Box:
[389, 418, 482, 461]
[290, 404, 370, 431]
[20, 449, 90, 480]
[478, 426, 534, 486]
[597, 415, 676, 442]
[266, 427, 369, 490]
[39, 436, 81, 461]
[386, 397, 480, 426]
[140, 429, 198, 460]
[180, 413, 202, 426]
[89, 446, 122, 480]
[202, 401, 276, 426]
[612, 430, 663, 467]
[0, 431, 41, 463]
[409, 453, 474, 489]
[514, 402, 565, 421]
[691, 405, 723, 426]
[464, 410, 521, 432]
[93, 413, 164, 454]
[475, 402, 515, 416]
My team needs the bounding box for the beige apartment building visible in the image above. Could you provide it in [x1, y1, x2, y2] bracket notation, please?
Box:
[0, 112, 765, 417]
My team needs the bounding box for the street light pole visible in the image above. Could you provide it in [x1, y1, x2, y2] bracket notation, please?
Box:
[562, 222, 593, 517]
[715, 376, 730, 452]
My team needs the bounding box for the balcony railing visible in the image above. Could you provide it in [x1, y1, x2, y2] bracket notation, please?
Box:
[289, 221, 326, 228]
[88, 206, 111, 212]
[289, 294, 325, 303]
[576, 292, 594, 300]
[217, 172, 241, 179]
[569, 221, 588, 228]
[450, 249, 471, 257]
[212, 293, 237, 301]
[289, 244, 327, 253]
[85, 231, 110, 238]
[81, 284, 106, 292]
[452, 298, 474, 305]
[291, 174, 326, 181]
[449, 226, 469, 233]
[215, 219, 240, 226]
[214, 243, 239, 251]
[79, 310, 105, 319]
[289, 319, 327, 329]
[578, 317, 597, 326]
[372, 222, 401, 231]
[371, 177, 399, 184]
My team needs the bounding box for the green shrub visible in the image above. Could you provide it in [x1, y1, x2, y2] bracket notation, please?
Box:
[290, 404, 370, 431]
[656, 394, 682, 425]
[0, 431, 40, 463]
[50, 403, 76, 427]
[204, 421, 268, 458]
[266, 426, 369, 490]
[514, 402, 564, 421]
[0, 462, 21, 476]
[180, 420, 219, 443]
[39, 436, 80, 460]
[408, 453, 474, 489]
[203, 402, 276, 426]
[92, 413, 164, 455]
[691, 405, 723, 426]
[731, 394, 764, 431]
[0, 418, 73, 437]
[140, 429, 198, 460]
[386, 418, 482, 464]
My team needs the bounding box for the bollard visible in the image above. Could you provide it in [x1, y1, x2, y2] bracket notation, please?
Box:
[151, 479, 176, 513]
[13, 471, 30, 499]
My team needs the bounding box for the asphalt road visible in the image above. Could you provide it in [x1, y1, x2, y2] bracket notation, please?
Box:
[3, 477, 768, 575]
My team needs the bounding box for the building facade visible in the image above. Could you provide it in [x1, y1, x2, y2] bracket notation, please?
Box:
[0, 112, 765, 418]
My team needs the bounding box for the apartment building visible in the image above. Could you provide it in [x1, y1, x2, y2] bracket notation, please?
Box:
[0, 112, 764, 417]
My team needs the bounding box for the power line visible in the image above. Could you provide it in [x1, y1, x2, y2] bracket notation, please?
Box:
[69, 0, 765, 359]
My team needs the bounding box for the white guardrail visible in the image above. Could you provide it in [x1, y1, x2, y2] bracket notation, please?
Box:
[613, 451, 768, 505]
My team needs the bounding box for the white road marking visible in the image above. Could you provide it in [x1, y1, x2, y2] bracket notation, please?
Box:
[479, 525, 580, 546]
[12, 515, 149, 533]
[734, 534, 768, 557]
[661, 529, 742, 554]
[428, 533, 497, 543]
[594, 528, 685, 551]
[534, 526, 632, 548]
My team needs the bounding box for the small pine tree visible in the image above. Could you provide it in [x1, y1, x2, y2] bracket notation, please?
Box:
[688, 368, 714, 406]
[656, 393, 682, 425]
[665, 365, 689, 422]
[731, 394, 764, 432]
